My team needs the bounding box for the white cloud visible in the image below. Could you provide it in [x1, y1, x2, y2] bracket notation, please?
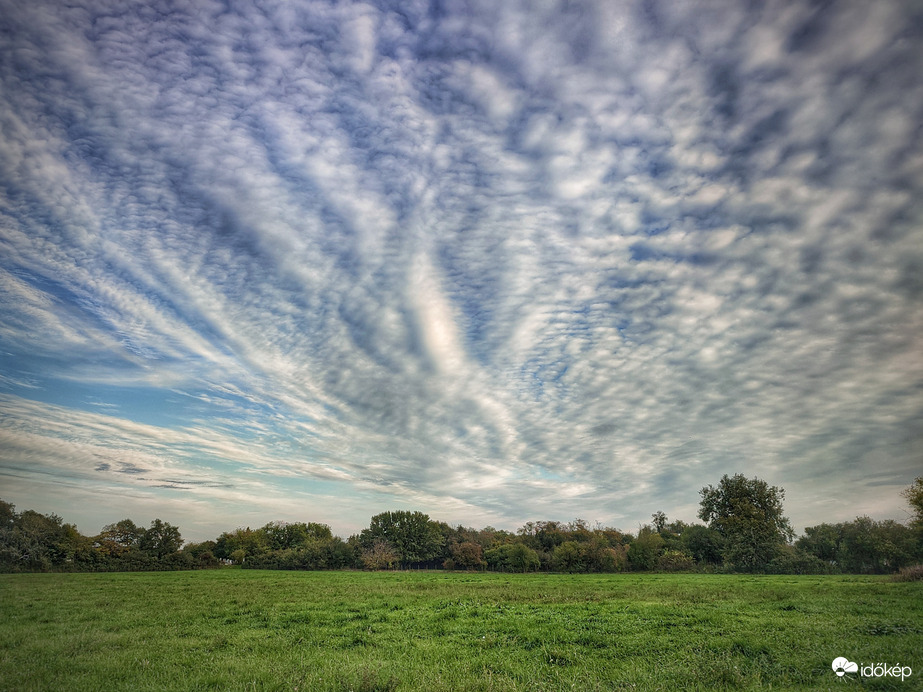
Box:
[0, 0, 920, 538]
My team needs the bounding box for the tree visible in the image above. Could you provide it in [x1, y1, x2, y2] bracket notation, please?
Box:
[1, 505, 80, 572]
[657, 550, 695, 571]
[449, 541, 486, 570]
[681, 524, 724, 565]
[139, 519, 183, 558]
[795, 523, 841, 564]
[183, 540, 219, 568]
[0, 500, 15, 530]
[698, 474, 794, 571]
[552, 541, 586, 572]
[835, 517, 917, 573]
[214, 527, 269, 561]
[517, 520, 567, 552]
[484, 543, 540, 572]
[904, 477, 923, 559]
[96, 519, 145, 556]
[651, 511, 668, 533]
[583, 538, 627, 573]
[903, 477, 923, 528]
[360, 511, 444, 565]
[262, 521, 333, 550]
[361, 539, 398, 570]
[627, 526, 664, 570]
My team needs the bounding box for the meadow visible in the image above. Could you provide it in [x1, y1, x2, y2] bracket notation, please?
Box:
[1, 570, 920, 691]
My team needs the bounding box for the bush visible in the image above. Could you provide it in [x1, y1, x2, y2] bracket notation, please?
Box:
[197, 550, 219, 568]
[361, 539, 398, 570]
[891, 564, 923, 582]
[584, 542, 627, 572]
[449, 541, 486, 570]
[485, 543, 540, 573]
[627, 529, 663, 571]
[766, 545, 836, 575]
[552, 541, 586, 572]
[657, 550, 695, 572]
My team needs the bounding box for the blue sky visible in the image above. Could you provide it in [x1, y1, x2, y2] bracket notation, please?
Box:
[1, 0, 921, 542]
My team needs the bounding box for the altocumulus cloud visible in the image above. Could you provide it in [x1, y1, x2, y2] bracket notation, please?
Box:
[0, 0, 921, 539]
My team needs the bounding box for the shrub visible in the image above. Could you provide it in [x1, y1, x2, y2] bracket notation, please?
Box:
[891, 564, 923, 582]
[449, 541, 486, 570]
[484, 543, 540, 572]
[584, 541, 627, 572]
[766, 545, 836, 575]
[552, 541, 586, 572]
[627, 528, 664, 571]
[657, 550, 695, 572]
[361, 539, 398, 570]
[197, 550, 219, 568]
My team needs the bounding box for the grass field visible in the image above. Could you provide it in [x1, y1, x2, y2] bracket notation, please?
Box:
[1, 570, 920, 691]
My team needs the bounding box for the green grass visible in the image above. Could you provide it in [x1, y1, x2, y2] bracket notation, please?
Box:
[1, 570, 920, 690]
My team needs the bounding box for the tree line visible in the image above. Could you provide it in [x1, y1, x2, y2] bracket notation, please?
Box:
[2, 474, 921, 575]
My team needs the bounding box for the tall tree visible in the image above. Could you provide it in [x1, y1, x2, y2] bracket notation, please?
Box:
[360, 511, 444, 565]
[96, 519, 145, 555]
[139, 519, 183, 558]
[698, 474, 794, 571]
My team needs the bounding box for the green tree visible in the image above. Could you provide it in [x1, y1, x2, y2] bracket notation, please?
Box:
[484, 543, 540, 573]
[517, 521, 567, 552]
[680, 524, 725, 566]
[0, 500, 15, 530]
[183, 540, 219, 568]
[698, 474, 794, 571]
[836, 517, 916, 573]
[139, 519, 183, 559]
[903, 477, 923, 560]
[627, 526, 664, 570]
[96, 519, 145, 556]
[360, 511, 444, 565]
[903, 477, 923, 556]
[214, 527, 269, 561]
[552, 541, 586, 572]
[657, 549, 695, 571]
[766, 544, 832, 574]
[796, 523, 841, 564]
[903, 477, 923, 526]
[262, 521, 334, 551]
[0, 505, 81, 572]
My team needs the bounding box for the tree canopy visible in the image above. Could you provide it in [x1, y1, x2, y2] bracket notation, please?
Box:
[359, 510, 444, 566]
[2, 476, 920, 575]
[698, 473, 795, 571]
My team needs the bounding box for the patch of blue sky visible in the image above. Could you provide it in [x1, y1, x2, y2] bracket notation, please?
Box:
[17, 378, 190, 429]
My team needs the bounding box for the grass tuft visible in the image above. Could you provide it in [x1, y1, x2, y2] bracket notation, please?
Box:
[342, 666, 399, 692]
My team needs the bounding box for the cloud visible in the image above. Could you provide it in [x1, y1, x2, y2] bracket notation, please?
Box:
[0, 0, 921, 537]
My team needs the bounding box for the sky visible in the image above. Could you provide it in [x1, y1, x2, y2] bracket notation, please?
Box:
[0, 0, 921, 543]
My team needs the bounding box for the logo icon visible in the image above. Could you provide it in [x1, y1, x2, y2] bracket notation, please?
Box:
[832, 657, 858, 677]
